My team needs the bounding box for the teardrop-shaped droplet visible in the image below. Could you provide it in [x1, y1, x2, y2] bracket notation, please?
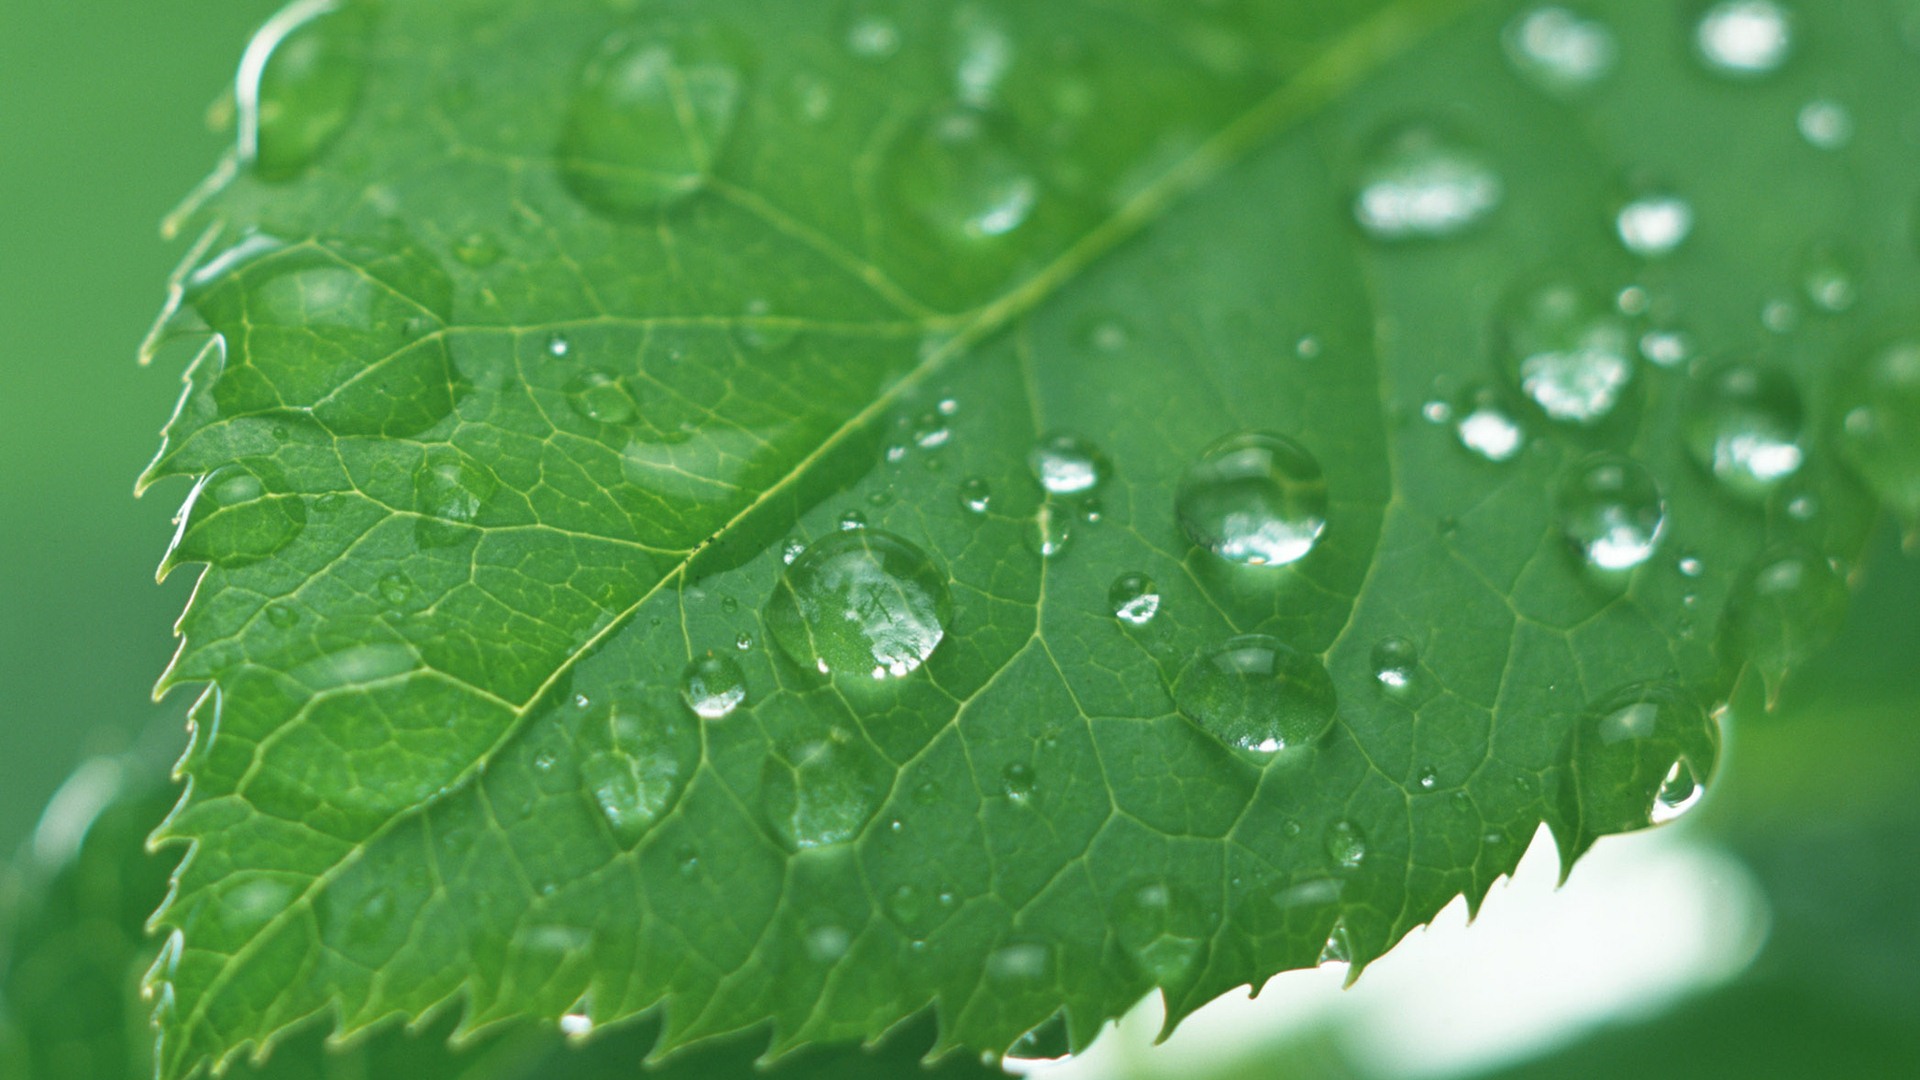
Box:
[1724, 547, 1848, 679]
[1685, 363, 1805, 497]
[681, 651, 747, 719]
[1800, 245, 1857, 314]
[1025, 501, 1074, 560]
[164, 463, 307, 572]
[1175, 634, 1337, 756]
[558, 32, 745, 216]
[1615, 194, 1694, 259]
[1353, 125, 1503, 241]
[237, 0, 372, 179]
[1175, 432, 1328, 567]
[1696, 0, 1793, 77]
[1028, 434, 1109, 497]
[1558, 454, 1666, 571]
[1557, 681, 1719, 858]
[888, 108, 1038, 243]
[579, 693, 699, 847]
[760, 728, 890, 850]
[1835, 340, 1920, 521]
[765, 529, 951, 679]
[1503, 6, 1618, 94]
[1325, 819, 1368, 870]
[1108, 572, 1161, 626]
[412, 450, 498, 549]
[1498, 279, 1636, 425]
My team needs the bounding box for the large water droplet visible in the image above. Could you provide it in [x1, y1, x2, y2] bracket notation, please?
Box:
[1696, 0, 1793, 76]
[681, 651, 747, 719]
[1558, 454, 1666, 571]
[1175, 635, 1337, 757]
[1325, 819, 1368, 870]
[565, 371, 638, 425]
[412, 449, 498, 548]
[1175, 432, 1328, 567]
[761, 728, 890, 850]
[1835, 340, 1920, 521]
[1028, 434, 1109, 497]
[237, 0, 371, 179]
[1498, 279, 1636, 425]
[1454, 385, 1525, 462]
[1108, 572, 1161, 626]
[889, 108, 1038, 243]
[765, 529, 951, 679]
[557, 32, 745, 216]
[1725, 547, 1848, 677]
[1503, 6, 1618, 94]
[579, 693, 699, 847]
[1615, 194, 1694, 259]
[164, 463, 307, 572]
[1113, 880, 1202, 987]
[1558, 682, 1719, 856]
[1353, 125, 1503, 241]
[1685, 363, 1805, 497]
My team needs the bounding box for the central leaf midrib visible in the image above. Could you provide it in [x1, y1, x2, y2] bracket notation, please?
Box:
[169, 0, 1487, 1066]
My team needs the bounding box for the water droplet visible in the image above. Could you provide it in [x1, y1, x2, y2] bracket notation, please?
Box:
[237, 0, 371, 179]
[1685, 363, 1805, 497]
[1640, 328, 1695, 368]
[1835, 340, 1920, 520]
[987, 939, 1055, 986]
[762, 729, 890, 850]
[1558, 454, 1666, 571]
[911, 411, 951, 450]
[1325, 820, 1368, 870]
[1319, 921, 1354, 964]
[1679, 555, 1706, 577]
[681, 651, 747, 718]
[1028, 434, 1109, 497]
[889, 109, 1038, 243]
[1175, 635, 1337, 757]
[1696, 0, 1793, 77]
[1417, 767, 1439, 790]
[558, 32, 744, 216]
[1800, 246, 1857, 314]
[1175, 432, 1328, 567]
[1001, 761, 1036, 804]
[1296, 335, 1323, 360]
[1371, 636, 1419, 694]
[545, 334, 571, 358]
[412, 450, 497, 548]
[1503, 6, 1618, 94]
[165, 463, 307, 571]
[805, 924, 850, 963]
[1762, 298, 1799, 334]
[781, 538, 806, 565]
[452, 232, 502, 269]
[265, 602, 300, 628]
[1797, 99, 1853, 149]
[1725, 547, 1848, 676]
[838, 509, 868, 531]
[1025, 502, 1074, 559]
[958, 477, 991, 514]
[1113, 880, 1202, 986]
[1423, 400, 1454, 424]
[378, 571, 414, 606]
[1499, 279, 1636, 425]
[560, 1012, 593, 1038]
[952, 8, 1013, 107]
[735, 632, 753, 651]
[1353, 125, 1503, 241]
[846, 15, 900, 59]
[533, 751, 557, 773]
[765, 529, 951, 680]
[1454, 387, 1525, 462]
[1616, 194, 1694, 259]
[1558, 682, 1719, 854]
[1108, 572, 1161, 626]
[565, 371, 637, 425]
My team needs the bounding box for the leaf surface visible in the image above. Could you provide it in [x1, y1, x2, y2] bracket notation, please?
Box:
[140, 0, 1918, 1075]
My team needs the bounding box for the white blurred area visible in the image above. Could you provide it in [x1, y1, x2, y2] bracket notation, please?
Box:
[1022, 826, 1770, 1080]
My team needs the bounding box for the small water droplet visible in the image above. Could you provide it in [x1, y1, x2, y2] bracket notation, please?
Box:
[1319, 920, 1354, 964]
[557, 32, 744, 216]
[1797, 98, 1854, 149]
[1353, 125, 1503, 241]
[1372, 636, 1419, 694]
[1175, 432, 1328, 567]
[1176, 635, 1337, 757]
[237, 0, 371, 179]
[1697, 0, 1794, 77]
[780, 538, 806, 565]
[1423, 400, 1454, 424]
[1454, 387, 1525, 462]
[735, 632, 754, 651]
[1559, 682, 1719, 853]
[1616, 194, 1694, 259]
[1685, 363, 1805, 497]
[1499, 279, 1636, 425]
[1325, 820, 1368, 870]
[1800, 245, 1857, 314]
[805, 924, 850, 963]
[1028, 434, 1109, 497]
[1834, 340, 1920, 520]
[378, 571, 414, 605]
[545, 334, 571, 358]
[1558, 454, 1666, 571]
[1417, 767, 1438, 790]
[838, 509, 868, 530]
[1108, 572, 1161, 626]
[958, 477, 991, 514]
[765, 529, 950, 680]
[987, 938, 1056, 987]
[681, 652, 747, 718]
[452, 232, 502, 268]
[1679, 555, 1705, 577]
[1503, 6, 1618, 94]
[1296, 335, 1323, 360]
[1001, 761, 1037, 804]
[1640, 328, 1695, 368]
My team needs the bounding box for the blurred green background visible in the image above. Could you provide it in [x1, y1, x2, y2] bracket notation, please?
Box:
[0, 2, 269, 851]
[0, 3, 1916, 1078]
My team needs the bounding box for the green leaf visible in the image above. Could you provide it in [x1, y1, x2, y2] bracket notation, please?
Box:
[138, 0, 1917, 1076]
[0, 756, 1006, 1080]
